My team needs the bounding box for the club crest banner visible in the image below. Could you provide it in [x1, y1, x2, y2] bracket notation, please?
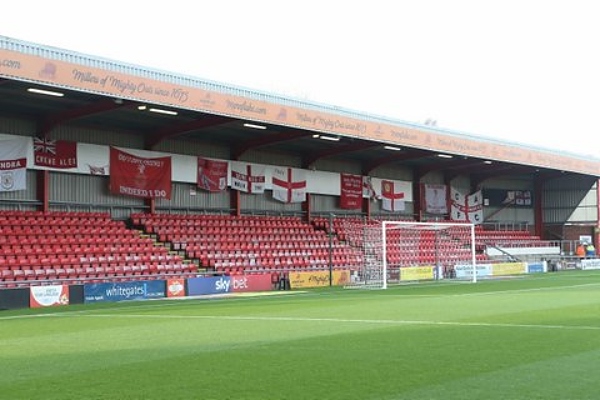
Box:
[109, 147, 172, 199]
[381, 180, 405, 211]
[450, 188, 483, 224]
[197, 157, 228, 192]
[0, 138, 27, 192]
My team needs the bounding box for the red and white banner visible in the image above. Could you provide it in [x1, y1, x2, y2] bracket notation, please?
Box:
[363, 176, 378, 200]
[87, 164, 107, 175]
[381, 180, 405, 211]
[0, 138, 27, 192]
[272, 167, 306, 203]
[450, 188, 483, 224]
[423, 184, 448, 214]
[166, 279, 185, 298]
[30, 285, 69, 308]
[340, 173, 362, 209]
[33, 137, 77, 169]
[230, 162, 265, 193]
[197, 157, 228, 192]
[109, 147, 172, 199]
[230, 274, 273, 292]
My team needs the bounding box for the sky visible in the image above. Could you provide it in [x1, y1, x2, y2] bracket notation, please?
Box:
[2, 0, 599, 159]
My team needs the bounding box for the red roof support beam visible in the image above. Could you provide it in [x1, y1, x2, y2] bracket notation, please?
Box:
[145, 115, 232, 149]
[231, 129, 309, 160]
[302, 142, 380, 169]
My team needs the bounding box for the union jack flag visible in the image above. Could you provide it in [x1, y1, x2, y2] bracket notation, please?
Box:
[33, 137, 56, 155]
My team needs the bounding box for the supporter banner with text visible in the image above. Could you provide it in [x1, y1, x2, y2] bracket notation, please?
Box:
[230, 162, 265, 194]
[340, 173, 362, 209]
[109, 147, 172, 199]
[33, 137, 77, 169]
[197, 157, 228, 192]
[0, 138, 27, 192]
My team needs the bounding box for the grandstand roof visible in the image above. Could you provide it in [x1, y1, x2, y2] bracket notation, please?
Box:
[1, 35, 599, 179]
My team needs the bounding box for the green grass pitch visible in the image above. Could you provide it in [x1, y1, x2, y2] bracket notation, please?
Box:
[2, 271, 600, 400]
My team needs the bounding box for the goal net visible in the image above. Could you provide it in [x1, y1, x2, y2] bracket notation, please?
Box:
[341, 219, 477, 289]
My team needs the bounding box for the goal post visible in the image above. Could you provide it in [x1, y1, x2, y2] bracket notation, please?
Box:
[341, 219, 478, 289]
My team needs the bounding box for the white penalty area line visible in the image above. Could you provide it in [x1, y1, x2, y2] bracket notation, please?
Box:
[34, 312, 600, 332]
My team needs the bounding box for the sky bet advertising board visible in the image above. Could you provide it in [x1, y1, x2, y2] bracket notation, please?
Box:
[84, 280, 166, 303]
[187, 275, 273, 296]
[187, 276, 232, 296]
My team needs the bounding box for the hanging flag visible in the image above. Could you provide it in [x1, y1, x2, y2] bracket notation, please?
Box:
[381, 180, 405, 211]
[423, 184, 448, 214]
[272, 167, 306, 203]
[362, 175, 378, 200]
[230, 162, 265, 194]
[109, 147, 172, 199]
[33, 137, 77, 169]
[87, 164, 107, 175]
[0, 138, 27, 192]
[340, 173, 362, 209]
[197, 157, 228, 192]
[450, 187, 483, 224]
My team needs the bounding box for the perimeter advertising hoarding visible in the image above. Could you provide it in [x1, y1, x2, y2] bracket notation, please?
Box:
[229, 274, 273, 292]
[166, 278, 186, 298]
[187, 276, 232, 296]
[187, 274, 274, 296]
[454, 262, 532, 279]
[84, 281, 166, 303]
[400, 266, 434, 281]
[288, 270, 351, 289]
[30, 285, 69, 308]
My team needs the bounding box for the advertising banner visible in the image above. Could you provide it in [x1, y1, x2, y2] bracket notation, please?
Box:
[230, 274, 273, 292]
[30, 285, 69, 308]
[187, 276, 232, 296]
[454, 263, 493, 279]
[166, 278, 186, 297]
[288, 270, 351, 289]
[84, 281, 166, 303]
[400, 266, 434, 281]
[491, 262, 527, 276]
